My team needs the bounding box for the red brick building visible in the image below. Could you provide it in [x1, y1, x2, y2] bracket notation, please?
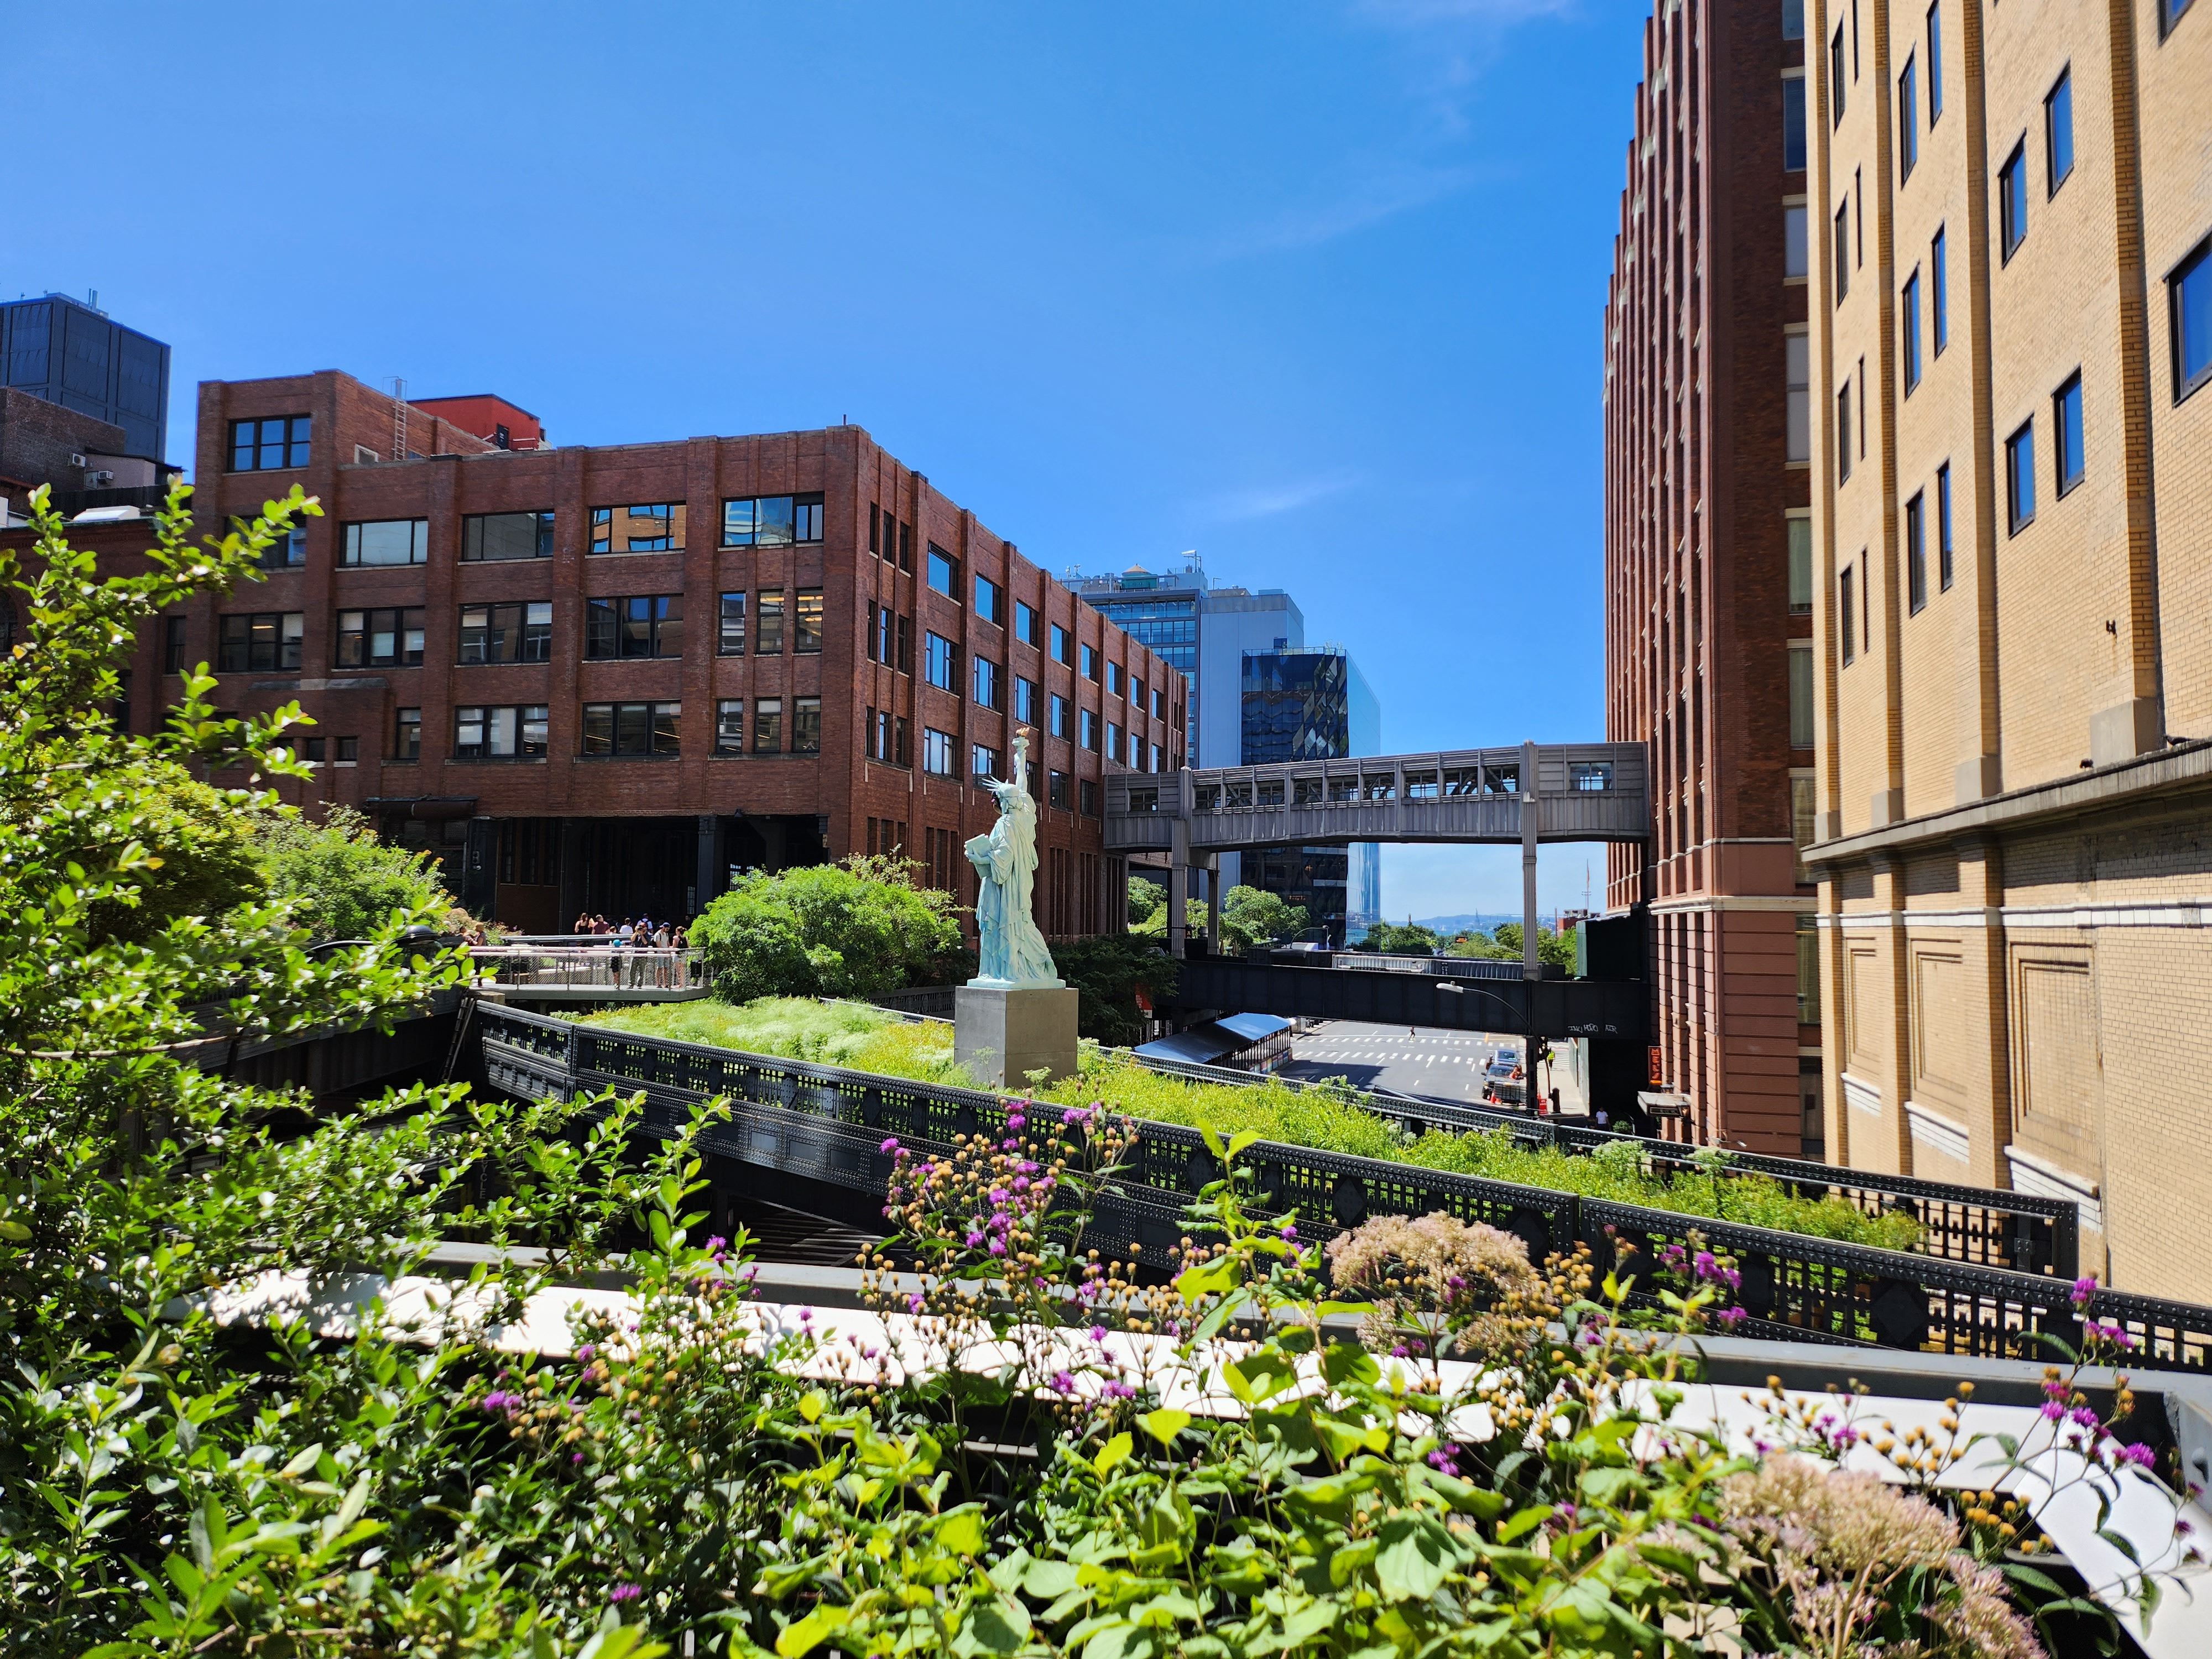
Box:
[30, 371, 1186, 935]
[1603, 2, 1823, 1155]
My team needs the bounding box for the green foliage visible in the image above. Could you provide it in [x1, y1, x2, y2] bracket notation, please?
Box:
[1125, 874, 1163, 926]
[581, 996, 978, 1087]
[1130, 884, 1308, 954]
[1488, 921, 1577, 971]
[1352, 920, 1439, 956]
[692, 854, 965, 1002]
[61, 767, 270, 945]
[1049, 935, 1178, 1044]
[255, 802, 454, 941]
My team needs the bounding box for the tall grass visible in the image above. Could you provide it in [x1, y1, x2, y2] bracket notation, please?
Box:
[583, 999, 1921, 1251]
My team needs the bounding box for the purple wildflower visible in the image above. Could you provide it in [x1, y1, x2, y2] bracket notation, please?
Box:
[609, 1583, 642, 1604]
[907, 1292, 926, 1314]
[881, 1136, 901, 1155]
[966, 1230, 985, 1248]
[2041, 1400, 2067, 1422]
[1280, 1222, 1298, 1241]
[575, 1344, 595, 1362]
[989, 1239, 1007, 1256]
[2073, 1275, 2099, 1306]
[1051, 1370, 1074, 1394]
[1103, 1380, 1134, 1400]
[2120, 1442, 2157, 1469]
[1091, 1324, 1108, 1343]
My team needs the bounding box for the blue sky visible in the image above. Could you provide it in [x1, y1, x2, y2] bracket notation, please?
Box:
[7, 0, 1644, 924]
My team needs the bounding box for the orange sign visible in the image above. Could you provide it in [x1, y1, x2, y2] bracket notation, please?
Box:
[1647, 1046, 1665, 1084]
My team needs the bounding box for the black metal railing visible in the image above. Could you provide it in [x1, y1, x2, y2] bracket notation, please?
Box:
[475, 1004, 2205, 1371]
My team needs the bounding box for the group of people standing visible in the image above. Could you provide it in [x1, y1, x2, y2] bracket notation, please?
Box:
[571, 914, 695, 988]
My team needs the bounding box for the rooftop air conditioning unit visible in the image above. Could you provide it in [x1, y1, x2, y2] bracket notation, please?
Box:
[70, 453, 87, 468]
[86, 469, 115, 488]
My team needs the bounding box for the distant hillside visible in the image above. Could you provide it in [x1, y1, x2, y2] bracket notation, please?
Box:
[1410, 914, 1521, 937]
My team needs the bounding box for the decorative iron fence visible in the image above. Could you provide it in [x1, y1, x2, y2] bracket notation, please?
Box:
[475, 1003, 2207, 1370]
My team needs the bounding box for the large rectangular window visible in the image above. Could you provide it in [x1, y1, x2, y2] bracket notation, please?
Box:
[2006, 420, 2037, 533]
[1014, 599, 1039, 648]
[2000, 141, 2028, 262]
[163, 616, 186, 673]
[794, 587, 824, 654]
[585, 595, 684, 659]
[394, 707, 421, 761]
[1937, 462, 1954, 588]
[1079, 642, 1099, 682]
[922, 727, 955, 776]
[256, 525, 306, 570]
[757, 592, 785, 655]
[1788, 643, 1815, 748]
[218, 612, 304, 673]
[335, 607, 425, 670]
[1931, 228, 1949, 353]
[1927, 3, 1943, 121]
[453, 703, 549, 759]
[581, 701, 681, 757]
[1898, 55, 1918, 180]
[927, 544, 960, 598]
[973, 655, 1001, 710]
[1834, 200, 1850, 299]
[1837, 380, 1853, 482]
[716, 699, 745, 754]
[1786, 332, 1811, 461]
[792, 696, 822, 755]
[1783, 75, 1807, 171]
[1788, 515, 1814, 613]
[462, 511, 555, 561]
[229, 415, 310, 471]
[1906, 491, 1927, 613]
[2176, 237, 2212, 401]
[1783, 0, 1803, 40]
[1839, 566, 1856, 666]
[1831, 27, 1846, 123]
[1784, 203, 1808, 278]
[1014, 675, 1038, 724]
[1079, 708, 1100, 752]
[458, 601, 552, 664]
[589, 504, 685, 554]
[1902, 270, 1923, 392]
[2045, 68, 2074, 194]
[2054, 372, 2085, 496]
[342, 519, 429, 567]
[974, 573, 1001, 625]
[1050, 693, 1071, 739]
[972, 743, 1001, 780]
[718, 591, 747, 655]
[924, 630, 958, 691]
[720, 493, 822, 546]
[1050, 622, 1072, 666]
[753, 699, 783, 754]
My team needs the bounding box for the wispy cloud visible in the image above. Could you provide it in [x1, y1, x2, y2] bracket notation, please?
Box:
[1198, 469, 1364, 522]
[1207, 160, 1491, 259]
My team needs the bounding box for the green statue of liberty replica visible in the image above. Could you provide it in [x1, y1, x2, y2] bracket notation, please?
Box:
[964, 731, 1063, 988]
[954, 729, 1079, 1084]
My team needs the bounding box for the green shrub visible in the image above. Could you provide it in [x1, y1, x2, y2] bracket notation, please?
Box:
[255, 802, 453, 941]
[1048, 934, 1178, 1044]
[692, 854, 964, 1001]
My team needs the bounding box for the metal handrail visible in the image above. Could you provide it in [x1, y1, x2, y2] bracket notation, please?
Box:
[469, 946, 711, 992]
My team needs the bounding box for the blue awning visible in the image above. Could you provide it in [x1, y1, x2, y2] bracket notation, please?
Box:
[1134, 1029, 1243, 1065]
[1214, 1011, 1291, 1044]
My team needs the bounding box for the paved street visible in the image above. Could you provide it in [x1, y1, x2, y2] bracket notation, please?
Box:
[1278, 1020, 1548, 1108]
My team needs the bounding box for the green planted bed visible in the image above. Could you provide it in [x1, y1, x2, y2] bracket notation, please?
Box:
[582, 998, 1922, 1252]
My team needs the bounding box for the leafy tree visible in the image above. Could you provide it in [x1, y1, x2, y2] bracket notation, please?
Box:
[692, 853, 964, 1002]
[1125, 874, 1163, 926]
[1050, 934, 1178, 1044]
[1218, 883, 1308, 951]
[58, 766, 270, 945]
[1351, 919, 1439, 956]
[255, 802, 454, 941]
[1444, 928, 1517, 961]
[1491, 920, 1577, 971]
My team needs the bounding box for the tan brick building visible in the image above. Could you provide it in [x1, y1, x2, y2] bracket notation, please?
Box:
[1604, 1, 1824, 1157]
[1802, 0, 2212, 1296]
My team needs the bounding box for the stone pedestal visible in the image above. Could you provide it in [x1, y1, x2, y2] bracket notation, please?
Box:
[955, 984, 1079, 1089]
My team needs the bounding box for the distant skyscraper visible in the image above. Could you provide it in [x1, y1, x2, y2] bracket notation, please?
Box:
[0, 293, 170, 460]
[1241, 646, 1382, 942]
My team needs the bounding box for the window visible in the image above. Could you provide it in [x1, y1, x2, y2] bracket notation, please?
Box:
[218, 612, 304, 672]
[864, 707, 889, 763]
[1898, 55, 1918, 180]
[229, 415, 310, 471]
[896, 614, 912, 674]
[1783, 0, 1803, 40]
[925, 630, 958, 691]
[589, 503, 685, 554]
[453, 704, 549, 759]
[2171, 236, 2212, 401]
[1014, 676, 1037, 724]
[718, 591, 747, 655]
[1153, 686, 1166, 720]
[711, 700, 743, 754]
[256, 525, 306, 570]
[586, 595, 684, 659]
[975, 573, 1001, 625]
[1906, 491, 1927, 613]
[1079, 779, 1099, 818]
[163, 616, 187, 672]
[1839, 566, 1856, 665]
[792, 696, 821, 755]
[1079, 709, 1100, 752]
[794, 587, 823, 654]
[582, 701, 681, 757]
[1105, 661, 1123, 697]
[342, 519, 428, 567]
[462, 511, 555, 561]
[1784, 203, 1808, 278]
[1854, 167, 1864, 266]
[973, 655, 1001, 710]
[757, 592, 785, 655]
[1834, 201, 1850, 299]
[1786, 332, 1811, 462]
[927, 544, 960, 597]
[1106, 722, 1123, 763]
[1079, 643, 1099, 681]
[1902, 270, 1923, 392]
[1150, 743, 1163, 773]
[1133, 674, 1146, 709]
[459, 601, 552, 664]
[395, 707, 421, 760]
[1050, 622, 1072, 666]
[922, 727, 954, 776]
[2045, 69, 2074, 195]
[1014, 599, 1039, 648]
[1931, 228, 1949, 353]
[1782, 76, 1807, 170]
[1830, 27, 1846, 123]
[720, 494, 822, 547]
[1927, 3, 1943, 121]
[1788, 515, 1814, 613]
[1788, 644, 1815, 747]
[1048, 770, 1070, 810]
[1050, 693, 1071, 739]
[972, 743, 1001, 780]
[1937, 462, 1954, 588]
[2164, 0, 2198, 35]
[2006, 420, 2037, 533]
[2054, 373, 2085, 496]
[753, 699, 783, 754]
[2000, 141, 2028, 261]
[1837, 380, 1853, 482]
[336, 736, 357, 764]
[896, 520, 912, 571]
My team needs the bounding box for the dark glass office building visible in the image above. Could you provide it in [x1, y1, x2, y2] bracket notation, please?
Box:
[1, 293, 170, 460]
[1241, 648, 1381, 943]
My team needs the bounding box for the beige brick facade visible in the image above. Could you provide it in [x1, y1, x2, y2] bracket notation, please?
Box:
[1804, 0, 2212, 1299]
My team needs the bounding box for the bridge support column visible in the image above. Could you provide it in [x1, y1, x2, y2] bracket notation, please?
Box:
[1206, 855, 1222, 953]
[1522, 739, 1541, 981]
[695, 815, 722, 919]
[1168, 820, 1189, 958]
